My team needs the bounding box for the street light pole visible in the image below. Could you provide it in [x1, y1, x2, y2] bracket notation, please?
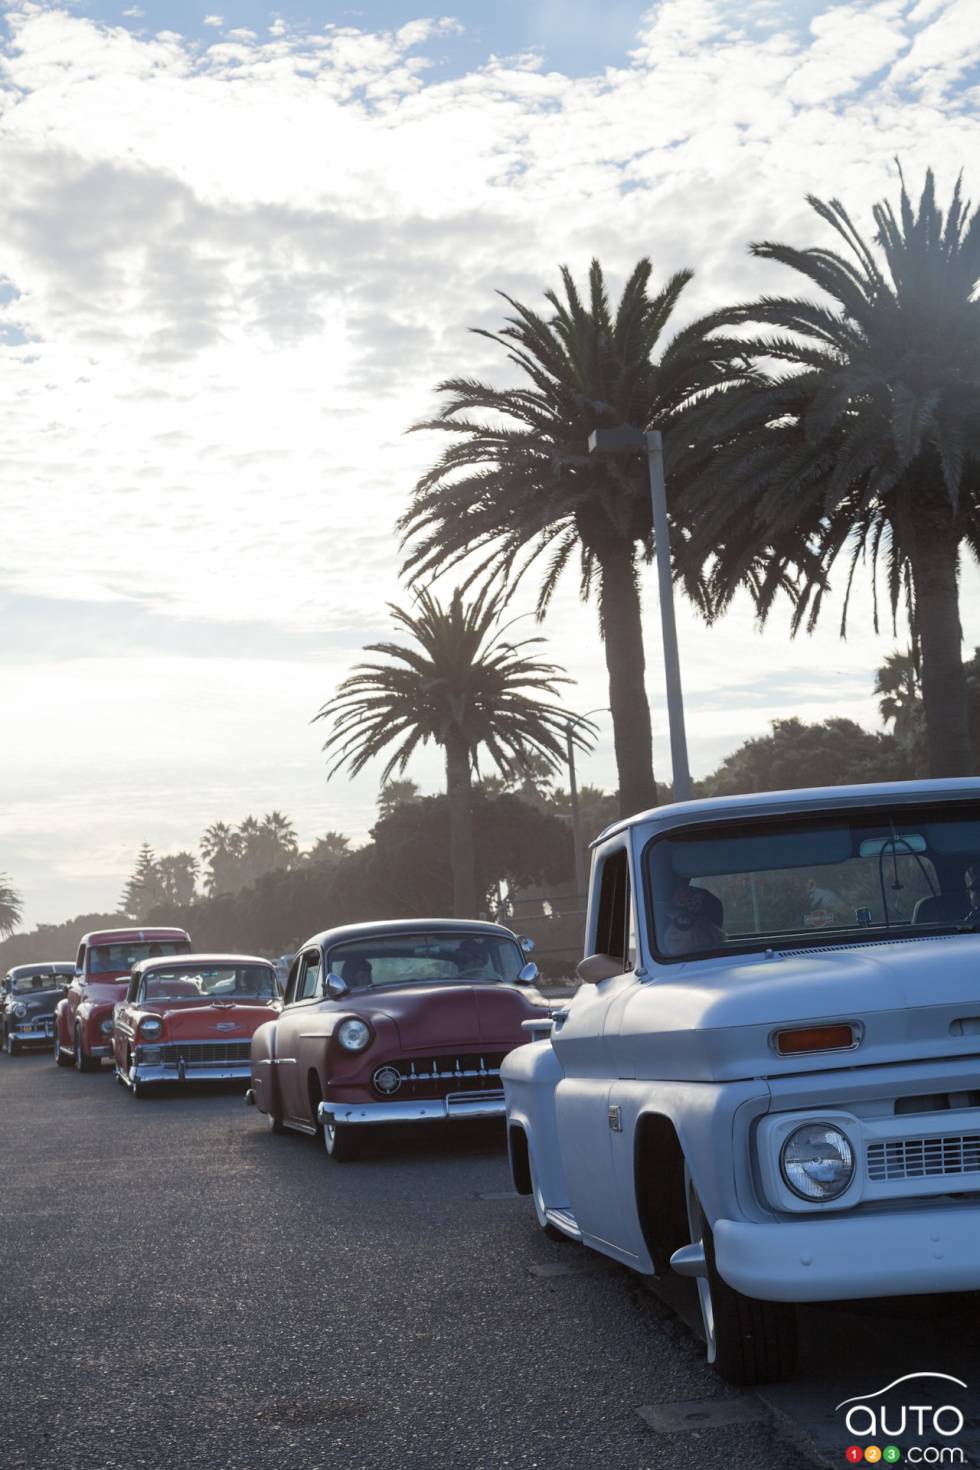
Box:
[587, 425, 693, 802]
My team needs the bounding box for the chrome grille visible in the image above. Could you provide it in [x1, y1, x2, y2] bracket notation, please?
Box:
[372, 1051, 506, 1097]
[159, 1041, 251, 1065]
[867, 1133, 980, 1181]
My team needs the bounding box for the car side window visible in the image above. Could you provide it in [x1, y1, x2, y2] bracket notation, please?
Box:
[595, 847, 631, 970]
[75, 945, 85, 977]
[283, 954, 303, 1006]
[298, 949, 322, 1001]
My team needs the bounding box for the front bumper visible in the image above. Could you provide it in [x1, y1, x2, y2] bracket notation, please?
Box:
[124, 1061, 252, 1086]
[13, 1020, 55, 1043]
[707, 1203, 980, 1302]
[318, 1089, 506, 1127]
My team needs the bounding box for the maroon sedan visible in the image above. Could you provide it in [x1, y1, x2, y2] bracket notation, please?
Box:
[247, 919, 549, 1160]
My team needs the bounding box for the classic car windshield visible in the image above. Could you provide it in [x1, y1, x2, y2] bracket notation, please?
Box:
[327, 933, 523, 989]
[139, 965, 277, 1004]
[647, 801, 980, 961]
[10, 972, 67, 992]
[89, 941, 188, 974]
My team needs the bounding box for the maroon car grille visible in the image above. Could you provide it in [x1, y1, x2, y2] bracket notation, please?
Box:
[372, 1051, 507, 1098]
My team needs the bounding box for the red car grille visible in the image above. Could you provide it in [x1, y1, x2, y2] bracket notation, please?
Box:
[159, 1042, 251, 1065]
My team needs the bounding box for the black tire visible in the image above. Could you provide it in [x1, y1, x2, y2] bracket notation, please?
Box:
[322, 1116, 361, 1162]
[266, 1112, 285, 1134]
[73, 1029, 99, 1074]
[685, 1170, 798, 1385]
[54, 1028, 73, 1067]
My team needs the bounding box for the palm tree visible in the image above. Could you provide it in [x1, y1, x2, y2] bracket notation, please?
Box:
[0, 873, 22, 938]
[200, 821, 243, 896]
[157, 852, 199, 906]
[875, 649, 922, 742]
[314, 587, 590, 916]
[399, 258, 756, 816]
[676, 168, 980, 776]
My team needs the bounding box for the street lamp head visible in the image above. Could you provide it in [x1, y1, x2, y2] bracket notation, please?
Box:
[588, 426, 646, 456]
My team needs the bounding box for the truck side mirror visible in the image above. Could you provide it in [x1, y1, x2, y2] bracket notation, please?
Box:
[324, 973, 349, 1000]
[516, 962, 539, 984]
[576, 954, 625, 984]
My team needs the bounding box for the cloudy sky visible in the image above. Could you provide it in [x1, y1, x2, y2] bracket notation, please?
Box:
[1, 0, 978, 929]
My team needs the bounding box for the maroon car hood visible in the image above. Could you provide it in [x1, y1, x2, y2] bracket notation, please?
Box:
[359, 984, 539, 1050]
[150, 1002, 280, 1041]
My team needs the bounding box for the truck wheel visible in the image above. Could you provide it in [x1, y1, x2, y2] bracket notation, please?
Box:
[266, 1111, 285, 1135]
[685, 1168, 798, 1385]
[54, 1029, 73, 1067]
[73, 1029, 100, 1074]
[323, 1117, 361, 1162]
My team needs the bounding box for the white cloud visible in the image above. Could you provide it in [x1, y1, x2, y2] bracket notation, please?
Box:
[202, 13, 223, 27]
[0, 0, 977, 923]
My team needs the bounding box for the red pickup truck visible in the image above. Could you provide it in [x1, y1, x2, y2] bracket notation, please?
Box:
[54, 926, 192, 1072]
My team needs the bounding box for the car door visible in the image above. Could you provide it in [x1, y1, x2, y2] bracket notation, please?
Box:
[551, 840, 642, 1258]
[276, 948, 324, 1125]
[65, 943, 86, 1036]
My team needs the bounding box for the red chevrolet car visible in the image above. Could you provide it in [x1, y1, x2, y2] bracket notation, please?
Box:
[54, 926, 192, 1072]
[113, 953, 281, 1097]
[247, 918, 549, 1160]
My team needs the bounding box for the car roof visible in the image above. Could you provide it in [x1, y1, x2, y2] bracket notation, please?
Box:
[132, 953, 275, 975]
[7, 962, 74, 978]
[593, 777, 980, 846]
[301, 917, 521, 951]
[81, 927, 191, 946]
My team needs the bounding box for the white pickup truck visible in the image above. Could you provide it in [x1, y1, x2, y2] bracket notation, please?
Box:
[502, 778, 980, 1383]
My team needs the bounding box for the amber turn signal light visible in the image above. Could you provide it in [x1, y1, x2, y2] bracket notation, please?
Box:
[774, 1024, 855, 1055]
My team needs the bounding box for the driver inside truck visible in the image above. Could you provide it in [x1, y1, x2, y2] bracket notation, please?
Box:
[660, 883, 725, 957]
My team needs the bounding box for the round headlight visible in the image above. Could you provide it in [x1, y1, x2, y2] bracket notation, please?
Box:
[100, 1017, 114, 1036]
[781, 1123, 855, 1201]
[12, 1001, 27, 1018]
[336, 1018, 371, 1053]
[139, 1017, 163, 1040]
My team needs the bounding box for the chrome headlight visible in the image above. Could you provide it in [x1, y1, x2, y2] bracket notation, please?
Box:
[139, 1017, 163, 1040]
[336, 1018, 371, 1052]
[100, 1017, 114, 1036]
[780, 1123, 855, 1201]
[12, 1001, 27, 1018]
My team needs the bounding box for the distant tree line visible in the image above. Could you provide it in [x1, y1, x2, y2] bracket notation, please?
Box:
[4, 644, 975, 971]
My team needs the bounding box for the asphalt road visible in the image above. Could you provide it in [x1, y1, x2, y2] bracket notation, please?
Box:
[2, 1051, 979, 1470]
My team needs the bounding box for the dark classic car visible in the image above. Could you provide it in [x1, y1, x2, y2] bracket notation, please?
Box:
[112, 954, 281, 1097]
[2, 963, 74, 1055]
[247, 919, 550, 1160]
[54, 926, 193, 1071]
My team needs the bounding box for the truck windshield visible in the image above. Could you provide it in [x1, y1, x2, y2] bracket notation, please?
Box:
[646, 801, 980, 962]
[89, 941, 188, 974]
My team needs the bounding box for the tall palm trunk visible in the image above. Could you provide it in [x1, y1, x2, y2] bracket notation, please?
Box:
[444, 730, 478, 917]
[598, 542, 659, 816]
[909, 511, 972, 777]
